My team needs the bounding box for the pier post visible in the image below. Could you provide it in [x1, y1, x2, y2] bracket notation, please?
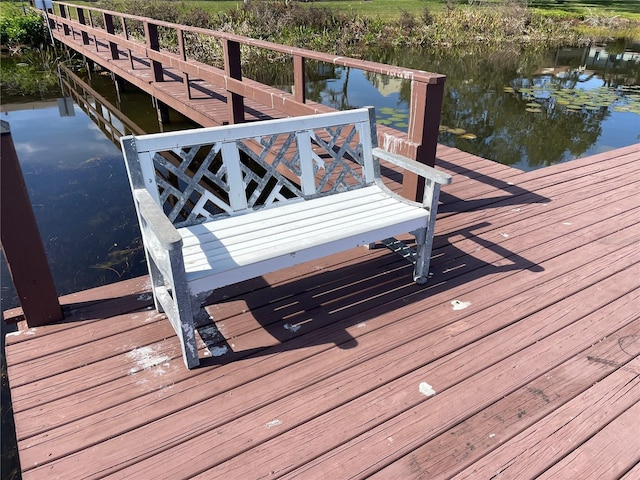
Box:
[222, 39, 245, 124]
[58, 3, 70, 36]
[76, 7, 90, 46]
[104, 13, 120, 60]
[1, 121, 62, 326]
[145, 22, 164, 83]
[402, 79, 445, 202]
[293, 55, 306, 104]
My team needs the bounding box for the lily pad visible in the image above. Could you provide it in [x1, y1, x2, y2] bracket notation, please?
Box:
[525, 108, 543, 113]
[447, 128, 466, 135]
[459, 133, 477, 140]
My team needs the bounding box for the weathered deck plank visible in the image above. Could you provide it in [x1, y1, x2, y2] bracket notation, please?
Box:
[449, 356, 640, 479]
[373, 322, 640, 479]
[6, 144, 640, 479]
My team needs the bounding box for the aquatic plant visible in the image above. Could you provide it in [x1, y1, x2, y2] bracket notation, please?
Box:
[0, 49, 73, 98]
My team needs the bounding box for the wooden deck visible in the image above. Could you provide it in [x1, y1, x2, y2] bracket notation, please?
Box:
[5, 143, 640, 479]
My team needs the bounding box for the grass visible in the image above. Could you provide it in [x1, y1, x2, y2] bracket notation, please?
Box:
[31, 0, 640, 50]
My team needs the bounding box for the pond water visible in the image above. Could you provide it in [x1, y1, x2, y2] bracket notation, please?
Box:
[294, 42, 640, 171]
[0, 40, 639, 478]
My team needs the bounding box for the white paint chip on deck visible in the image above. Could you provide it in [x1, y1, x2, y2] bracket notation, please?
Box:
[265, 419, 282, 429]
[451, 300, 472, 310]
[127, 346, 170, 374]
[419, 382, 436, 397]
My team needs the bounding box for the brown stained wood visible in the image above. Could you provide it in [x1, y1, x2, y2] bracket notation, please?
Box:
[536, 401, 640, 480]
[374, 324, 640, 479]
[18, 234, 639, 477]
[439, 150, 640, 213]
[268, 297, 638, 480]
[620, 463, 640, 480]
[13, 177, 636, 438]
[79, 266, 640, 480]
[3, 276, 152, 339]
[6, 145, 640, 479]
[6, 307, 161, 367]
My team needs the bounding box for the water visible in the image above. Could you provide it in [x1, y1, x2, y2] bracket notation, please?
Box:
[290, 42, 640, 171]
[1, 41, 638, 478]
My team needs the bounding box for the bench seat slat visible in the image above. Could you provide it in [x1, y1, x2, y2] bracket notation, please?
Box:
[178, 186, 403, 246]
[182, 198, 414, 265]
[180, 186, 408, 250]
[182, 187, 428, 292]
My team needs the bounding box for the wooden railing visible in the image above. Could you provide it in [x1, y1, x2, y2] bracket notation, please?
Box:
[47, 1, 445, 199]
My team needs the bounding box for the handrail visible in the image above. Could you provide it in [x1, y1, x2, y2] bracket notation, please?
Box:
[48, 1, 446, 200]
[54, 1, 444, 84]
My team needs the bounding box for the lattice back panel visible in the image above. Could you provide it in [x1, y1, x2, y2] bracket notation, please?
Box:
[143, 115, 373, 228]
[307, 124, 367, 194]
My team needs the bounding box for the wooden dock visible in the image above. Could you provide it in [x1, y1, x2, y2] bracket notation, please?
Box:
[5, 143, 639, 479]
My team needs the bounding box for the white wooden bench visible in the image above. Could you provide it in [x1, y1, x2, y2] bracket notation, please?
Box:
[120, 107, 451, 368]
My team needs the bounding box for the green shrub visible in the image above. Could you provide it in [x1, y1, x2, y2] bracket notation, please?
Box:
[0, 4, 49, 49]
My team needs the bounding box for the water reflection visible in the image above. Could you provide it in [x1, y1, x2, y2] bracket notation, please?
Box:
[286, 42, 639, 171]
[0, 103, 145, 310]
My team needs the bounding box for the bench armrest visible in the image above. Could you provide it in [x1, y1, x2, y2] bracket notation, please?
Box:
[133, 189, 183, 251]
[372, 147, 452, 185]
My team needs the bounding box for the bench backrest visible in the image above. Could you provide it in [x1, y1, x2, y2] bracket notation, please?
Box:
[120, 107, 379, 228]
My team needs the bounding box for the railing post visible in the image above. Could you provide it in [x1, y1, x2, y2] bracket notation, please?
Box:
[1, 121, 63, 327]
[59, 3, 70, 36]
[222, 38, 245, 124]
[76, 7, 90, 46]
[401, 78, 446, 201]
[144, 21, 164, 82]
[103, 13, 120, 60]
[293, 55, 306, 104]
[121, 17, 134, 69]
[178, 29, 191, 99]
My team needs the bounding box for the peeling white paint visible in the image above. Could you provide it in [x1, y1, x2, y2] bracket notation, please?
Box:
[419, 382, 436, 397]
[500, 232, 510, 238]
[382, 133, 404, 154]
[356, 322, 367, 328]
[265, 419, 282, 429]
[562, 222, 573, 226]
[284, 323, 301, 333]
[451, 300, 471, 311]
[137, 293, 153, 302]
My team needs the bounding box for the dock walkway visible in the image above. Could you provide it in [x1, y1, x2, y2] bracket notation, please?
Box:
[5, 143, 639, 479]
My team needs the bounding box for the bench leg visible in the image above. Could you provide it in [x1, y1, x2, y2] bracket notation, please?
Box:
[412, 227, 433, 285]
[171, 289, 201, 369]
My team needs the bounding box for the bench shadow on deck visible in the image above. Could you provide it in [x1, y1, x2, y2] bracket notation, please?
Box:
[5, 144, 639, 479]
